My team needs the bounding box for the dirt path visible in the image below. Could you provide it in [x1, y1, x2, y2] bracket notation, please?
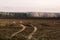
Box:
[27, 25, 37, 40]
[10, 24, 26, 38]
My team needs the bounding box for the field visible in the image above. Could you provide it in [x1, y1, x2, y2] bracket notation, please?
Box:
[0, 19, 60, 40]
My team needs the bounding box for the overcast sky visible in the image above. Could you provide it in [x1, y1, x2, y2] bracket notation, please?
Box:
[0, 0, 60, 12]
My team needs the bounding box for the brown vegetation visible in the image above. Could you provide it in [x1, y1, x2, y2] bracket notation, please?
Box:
[0, 19, 60, 40]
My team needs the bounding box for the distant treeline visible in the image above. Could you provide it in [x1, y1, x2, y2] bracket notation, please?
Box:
[0, 12, 32, 18]
[0, 12, 60, 19]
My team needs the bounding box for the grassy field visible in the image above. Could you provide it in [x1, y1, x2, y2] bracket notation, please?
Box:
[0, 19, 60, 40]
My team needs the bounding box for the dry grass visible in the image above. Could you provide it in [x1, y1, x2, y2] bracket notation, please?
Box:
[0, 19, 60, 40]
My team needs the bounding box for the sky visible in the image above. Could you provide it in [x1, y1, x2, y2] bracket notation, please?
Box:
[0, 0, 60, 12]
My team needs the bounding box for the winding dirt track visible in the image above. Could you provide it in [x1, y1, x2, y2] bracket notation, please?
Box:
[10, 22, 37, 40]
[27, 25, 37, 40]
[10, 24, 26, 38]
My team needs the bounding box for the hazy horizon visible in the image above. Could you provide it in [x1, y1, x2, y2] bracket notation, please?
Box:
[0, 0, 60, 12]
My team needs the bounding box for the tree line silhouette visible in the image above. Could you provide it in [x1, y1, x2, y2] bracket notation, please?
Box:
[0, 12, 60, 19]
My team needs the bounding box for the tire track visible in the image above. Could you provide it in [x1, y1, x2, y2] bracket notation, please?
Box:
[27, 24, 37, 40]
[10, 24, 26, 38]
[10, 21, 37, 40]
[20, 24, 34, 36]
